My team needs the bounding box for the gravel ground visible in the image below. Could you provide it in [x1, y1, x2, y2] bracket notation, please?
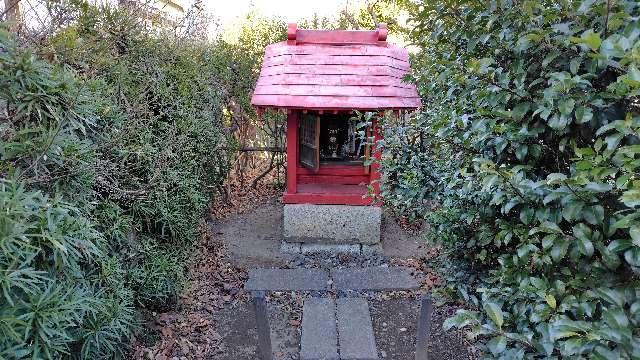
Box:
[214, 292, 306, 360]
[288, 251, 387, 270]
[213, 198, 292, 268]
[369, 299, 479, 360]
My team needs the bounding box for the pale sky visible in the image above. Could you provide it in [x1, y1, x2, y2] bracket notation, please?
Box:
[203, 0, 364, 27]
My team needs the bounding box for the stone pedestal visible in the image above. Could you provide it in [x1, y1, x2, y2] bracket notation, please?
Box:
[283, 204, 381, 247]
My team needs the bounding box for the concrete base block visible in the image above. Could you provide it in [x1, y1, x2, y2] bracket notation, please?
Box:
[284, 204, 381, 245]
[361, 244, 383, 255]
[280, 241, 301, 254]
[300, 243, 361, 254]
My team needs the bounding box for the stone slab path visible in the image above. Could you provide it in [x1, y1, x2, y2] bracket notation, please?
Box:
[332, 266, 419, 291]
[246, 266, 422, 359]
[245, 268, 329, 291]
[300, 298, 338, 360]
[212, 200, 477, 360]
[299, 297, 379, 360]
[336, 298, 378, 360]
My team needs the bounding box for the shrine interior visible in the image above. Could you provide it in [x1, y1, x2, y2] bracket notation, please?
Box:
[318, 113, 365, 165]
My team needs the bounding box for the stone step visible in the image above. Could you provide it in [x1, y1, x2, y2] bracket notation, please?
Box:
[245, 268, 329, 291]
[300, 298, 339, 360]
[331, 266, 418, 291]
[337, 298, 379, 360]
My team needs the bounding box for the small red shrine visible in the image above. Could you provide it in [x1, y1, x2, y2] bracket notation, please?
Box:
[251, 23, 420, 207]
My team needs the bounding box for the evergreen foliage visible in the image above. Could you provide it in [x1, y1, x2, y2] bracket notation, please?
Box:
[0, 1, 254, 356]
[381, 0, 640, 358]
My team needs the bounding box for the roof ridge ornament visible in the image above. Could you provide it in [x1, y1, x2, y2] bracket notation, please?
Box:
[376, 23, 388, 42]
[287, 23, 297, 45]
[285, 22, 388, 46]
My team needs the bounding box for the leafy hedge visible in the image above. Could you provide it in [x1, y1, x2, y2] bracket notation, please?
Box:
[1, 28, 135, 356]
[0, 2, 240, 356]
[0, 179, 134, 358]
[381, 0, 640, 358]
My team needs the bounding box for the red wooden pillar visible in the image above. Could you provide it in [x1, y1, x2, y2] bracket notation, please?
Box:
[286, 111, 298, 194]
[370, 116, 383, 198]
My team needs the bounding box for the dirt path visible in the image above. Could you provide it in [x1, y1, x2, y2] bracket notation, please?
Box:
[133, 196, 478, 359]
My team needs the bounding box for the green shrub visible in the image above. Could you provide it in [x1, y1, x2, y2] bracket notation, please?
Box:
[1, 1, 236, 355]
[0, 178, 135, 359]
[127, 239, 186, 310]
[60, 6, 231, 245]
[0, 28, 97, 197]
[382, 0, 640, 358]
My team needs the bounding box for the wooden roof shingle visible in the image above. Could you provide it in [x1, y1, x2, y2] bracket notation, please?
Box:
[251, 23, 421, 111]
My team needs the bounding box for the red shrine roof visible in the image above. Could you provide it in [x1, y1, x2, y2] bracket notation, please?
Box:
[251, 23, 421, 111]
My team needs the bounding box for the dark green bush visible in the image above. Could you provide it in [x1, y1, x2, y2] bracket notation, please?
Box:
[0, 178, 135, 359]
[1, 1, 238, 356]
[127, 238, 185, 310]
[46, 5, 232, 247]
[382, 0, 640, 358]
[0, 28, 97, 197]
[1, 24, 137, 358]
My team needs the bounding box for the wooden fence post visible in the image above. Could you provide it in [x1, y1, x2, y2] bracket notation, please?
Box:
[252, 291, 273, 360]
[415, 293, 433, 360]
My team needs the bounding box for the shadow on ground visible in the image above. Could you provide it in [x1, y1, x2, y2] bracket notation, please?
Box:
[370, 299, 477, 360]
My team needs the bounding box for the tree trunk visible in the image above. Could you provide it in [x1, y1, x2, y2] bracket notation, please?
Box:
[3, 0, 21, 30]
